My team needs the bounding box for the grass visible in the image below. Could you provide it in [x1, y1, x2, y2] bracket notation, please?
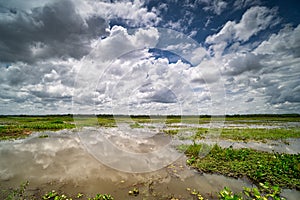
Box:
[129, 122, 144, 128]
[219, 128, 300, 141]
[0, 115, 117, 140]
[190, 128, 300, 141]
[183, 143, 300, 190]
[1, 114, 299, 141]
[74, 115, 116, 127]
[0, 116, 75, 140]
[163, 129, 180, 135]
[171, 127, 300, 141]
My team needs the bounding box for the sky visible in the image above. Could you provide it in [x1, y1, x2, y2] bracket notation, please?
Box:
[0, 0, 300, 115]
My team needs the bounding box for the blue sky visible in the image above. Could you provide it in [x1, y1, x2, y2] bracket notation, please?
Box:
[0, 0, 299, 115]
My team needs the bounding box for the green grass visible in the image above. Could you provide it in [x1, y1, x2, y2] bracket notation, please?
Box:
[163, 129, 180, 135]
[183, 144, 300, 190]
[190, 128, 300, 141]
[129, 122, 144, 128]
[1, 114, 299, 141]
[0, 115, 75, 140]
[223, 114, 300, 123]
[0, 115, 119, 140]
[220, 128, 300, 141]
[74, 115, 116, 127]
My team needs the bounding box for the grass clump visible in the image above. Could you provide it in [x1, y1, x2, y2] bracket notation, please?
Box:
[129, 122, 144, 129]
[184, 144, 300, 190]
[163, 129, 180, 135]
[38, 134, 49, 138]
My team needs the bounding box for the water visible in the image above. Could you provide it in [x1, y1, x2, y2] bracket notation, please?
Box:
[180, 138, 300, 154]
[0, 128, 299, 199]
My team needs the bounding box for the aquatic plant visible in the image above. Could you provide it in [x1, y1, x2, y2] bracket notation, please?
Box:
[219, 183, 286, 200]
[184, 144, 300, 190]
[129, 122, 144, 129]
[128, 188, 139, 196]
[38, 134, 49, 138]
[42, 190, 113, 200]
[1, 181, 29, 200]
[88, 193, 113, 200]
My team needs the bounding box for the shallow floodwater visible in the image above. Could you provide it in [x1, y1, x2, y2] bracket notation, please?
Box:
[172, 138, 300, 154]
[0, 128, 299, 199]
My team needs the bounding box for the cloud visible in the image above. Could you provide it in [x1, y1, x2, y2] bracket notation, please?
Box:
[86, 26, 159, 62]
[72, 28, 220, 115]
[233, 0, 262, 10]
[0, 59, 76, 114]
[81, 0, 160, 27]
[247, 25, 300, 109]
[0, 0, 109, 63]
[254, 24, 300, 58]
[197, 0, 228, 15]
[211, 20, 300, 113]
[150, 88, 177, 104]
[222, 52, 263, 75]
[245, 97, 254, 102]
[206, 6, 279, 44]
[72, 26, 163, 114]
[234, 6, 279, 41]
[0, 0, 162, 64]
[0, 0, 299, 115]
[250, 25, 300, 107]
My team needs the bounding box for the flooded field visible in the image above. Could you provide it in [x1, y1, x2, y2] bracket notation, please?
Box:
[0, 129, 248, 199]
[0, 116, 300, 199]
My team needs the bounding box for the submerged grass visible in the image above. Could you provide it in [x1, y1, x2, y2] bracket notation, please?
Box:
[183, 143, 300, 190]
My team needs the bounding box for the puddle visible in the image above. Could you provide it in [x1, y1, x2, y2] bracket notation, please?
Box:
[0, 128, 299, 199]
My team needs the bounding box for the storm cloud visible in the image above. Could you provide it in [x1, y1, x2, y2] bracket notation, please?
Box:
[0, 0, 108, 63]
